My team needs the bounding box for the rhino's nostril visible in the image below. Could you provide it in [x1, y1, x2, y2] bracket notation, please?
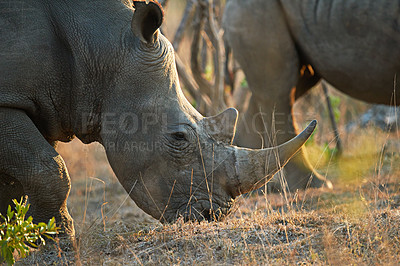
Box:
[180, 203, 229, 222]
[201, 209, 212, 221]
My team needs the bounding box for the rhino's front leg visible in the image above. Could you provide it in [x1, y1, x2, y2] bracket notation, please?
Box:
[0, 108, 74, 237]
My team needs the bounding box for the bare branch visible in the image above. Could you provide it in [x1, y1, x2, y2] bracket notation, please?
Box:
[175, 53, 213, 114]
[202, 0, 226, 111]
[173, 0, 198, 52]
[190, 4, 214, 98]
[322, 81, 343, 157]
[163, 0, 230, 115]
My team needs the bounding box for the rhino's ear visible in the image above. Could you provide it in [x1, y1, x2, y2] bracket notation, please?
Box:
[131, 0, 164, 44]
[201, 108, 239, 144]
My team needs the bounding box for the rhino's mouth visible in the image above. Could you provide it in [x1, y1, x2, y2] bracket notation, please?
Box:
[165, 197, 235, 223]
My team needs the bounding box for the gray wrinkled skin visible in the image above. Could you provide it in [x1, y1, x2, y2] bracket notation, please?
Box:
[223, 0, 400, 190]
[0, 0, 316, 238]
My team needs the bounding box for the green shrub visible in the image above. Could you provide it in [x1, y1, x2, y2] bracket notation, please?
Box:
[0, 197, 59, 265]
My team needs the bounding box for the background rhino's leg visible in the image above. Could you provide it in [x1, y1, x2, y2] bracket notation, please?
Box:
[231, 57, 326, 191]
[0, 108, 74, 237]
[224, 0, 298, 147]
[236, 95, 326, 191]
[224, 0, 327, 191]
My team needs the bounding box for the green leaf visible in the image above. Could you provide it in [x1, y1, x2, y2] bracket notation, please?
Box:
[6, 207, 14, 222]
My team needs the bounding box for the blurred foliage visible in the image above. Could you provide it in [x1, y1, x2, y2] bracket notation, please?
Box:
[328, 95, 342, 123]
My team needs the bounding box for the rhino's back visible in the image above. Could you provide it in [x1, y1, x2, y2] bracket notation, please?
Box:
[0, 1, 75, 140]
[281, 0, 400, 104]
[0, 1, 63, 106]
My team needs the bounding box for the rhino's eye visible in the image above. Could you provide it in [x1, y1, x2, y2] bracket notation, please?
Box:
[171, 132, 186, 141]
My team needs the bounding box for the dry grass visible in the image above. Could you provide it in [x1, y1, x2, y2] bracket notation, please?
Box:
[19, 177, 400, 265]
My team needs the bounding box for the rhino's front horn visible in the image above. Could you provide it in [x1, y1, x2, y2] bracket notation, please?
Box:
[201, 108, 238, 144]
[231, 120, 317, 196]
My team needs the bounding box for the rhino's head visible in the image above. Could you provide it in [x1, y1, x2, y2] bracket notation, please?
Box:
[96, 1, 317, 222]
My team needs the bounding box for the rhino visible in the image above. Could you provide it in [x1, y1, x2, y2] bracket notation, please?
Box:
[0, 0, 317, 238]
[223, 0, 400, 190]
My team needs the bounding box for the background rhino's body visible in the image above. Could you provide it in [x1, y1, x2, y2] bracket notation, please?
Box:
[281, 0, 400, 104]
[223, 0, 400, 190]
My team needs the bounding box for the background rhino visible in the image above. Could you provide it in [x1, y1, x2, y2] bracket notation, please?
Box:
[0, 0, 316, 239]
[223, 0, 400, 190]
